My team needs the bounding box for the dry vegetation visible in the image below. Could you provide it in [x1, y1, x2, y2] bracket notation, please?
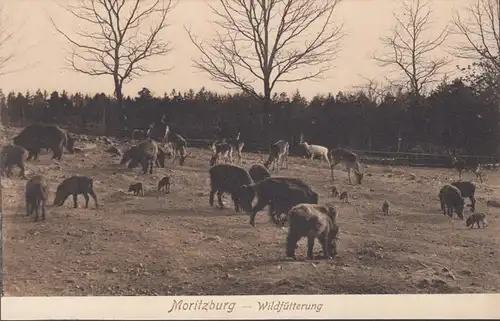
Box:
[2, 126, 500, 296]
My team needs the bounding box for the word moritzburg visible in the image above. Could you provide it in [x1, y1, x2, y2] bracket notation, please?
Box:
[167, 299, 236, 314]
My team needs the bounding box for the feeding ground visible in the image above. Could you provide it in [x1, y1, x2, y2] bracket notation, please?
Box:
[2, 127, 500, 296]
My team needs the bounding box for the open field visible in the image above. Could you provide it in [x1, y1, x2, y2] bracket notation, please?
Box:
[2, 127, 500, 296]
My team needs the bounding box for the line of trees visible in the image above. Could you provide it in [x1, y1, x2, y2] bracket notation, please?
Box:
[1, 0, 500, 157]
[1, 72, 499, 156]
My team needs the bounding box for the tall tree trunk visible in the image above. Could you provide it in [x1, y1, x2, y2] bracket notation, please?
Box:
[263, 80, 272, 152]
[111, 78, 124, 136]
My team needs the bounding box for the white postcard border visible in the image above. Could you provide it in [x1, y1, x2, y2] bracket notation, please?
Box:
[1, 294, 500, 320]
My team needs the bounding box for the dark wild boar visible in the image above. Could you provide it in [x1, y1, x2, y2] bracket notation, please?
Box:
[286, 203, 340, 260]
[208, 164, 254, 212]
[53, 175, 98, 209]
[235, 176, 319, 227]
[13, 123, 75, 161]
[25, 175, 48, 221]
[1, 144, 28, 179]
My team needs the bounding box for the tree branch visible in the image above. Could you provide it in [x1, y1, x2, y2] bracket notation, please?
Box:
[50, 0, 175, 97]
[372, 0, 451, 96]
[186, 0, 343, 101]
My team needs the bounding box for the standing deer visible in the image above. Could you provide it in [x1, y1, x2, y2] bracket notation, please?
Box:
[166, 132, 190, 166]
[299, 141, 331, 169]
[227, 132, 245, 166]
[209, 141, 233, 166]
[451, 156, 483, 183]
[259, 139, 289, 172]
[329, 148, 363, 184]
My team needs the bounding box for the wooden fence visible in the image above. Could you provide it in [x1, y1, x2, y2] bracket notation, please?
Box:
[183, 138, 500, 169]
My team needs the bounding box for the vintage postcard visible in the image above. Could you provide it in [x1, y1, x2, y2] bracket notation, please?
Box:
[1, 0, 499, 319]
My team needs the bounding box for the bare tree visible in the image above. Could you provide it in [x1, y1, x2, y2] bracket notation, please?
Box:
[0, 6, 15, 76]
[452, 0, 500, 88]
[50, 0, 174, 112]
[186, 0, 344, 145]
[372, 0, 451, 97]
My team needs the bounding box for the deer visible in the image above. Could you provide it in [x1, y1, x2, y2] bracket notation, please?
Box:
[329, 148, 363, 184]
[259, 139, 289, 172]
[450, 155, 484, 183]
[166, 132, 190, 166]
[226, 132, 245, 166]
[209, 141, 233, 166]
[299, 141, 331, 169]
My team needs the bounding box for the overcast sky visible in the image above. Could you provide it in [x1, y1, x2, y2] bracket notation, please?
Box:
[0, 0, 474, 99]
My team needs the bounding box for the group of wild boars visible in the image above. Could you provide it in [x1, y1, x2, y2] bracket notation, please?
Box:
[208, 163, 254, 212]
[1, 144, 28, 179]
[53, 175, 99, 209]
[25, 175, 49, 221]
[248, 164, 271, 183]
[438, 184, 465, 219]
[286, 203, 339, 260]
[236, 176, 319, 227]
[120, 139, 161, 174]
[13, 124, 75, 161]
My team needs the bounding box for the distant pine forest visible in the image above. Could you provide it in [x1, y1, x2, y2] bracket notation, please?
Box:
[1, 77, 499, 157]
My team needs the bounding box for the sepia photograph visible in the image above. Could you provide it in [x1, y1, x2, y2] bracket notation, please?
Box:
[0, 0, 499, 319]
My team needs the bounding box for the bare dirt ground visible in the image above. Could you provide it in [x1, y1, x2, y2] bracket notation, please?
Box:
[2, 126, 500, 296]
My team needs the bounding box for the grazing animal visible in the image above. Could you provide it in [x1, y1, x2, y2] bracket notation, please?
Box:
[53, 175, 98, 209]
[451, 156, 483, 183]
[382, 200, 390, 216]
[227, 132, 245, 165]
[209, 141, 233, 166]
[121, 139, 158, 174]
[248, 164, 271, 183]
[157, 176, 171, 194]
[1, 144, 28, 179]
[25, 175, 48, 221]
[208, 164, 254, 212]
[261, 139, 289, 171]
[13, 123, 75, 161]
[167, 133, 190, 165]
[299, 141, 331, 168]
[451, 181, 476, 212]
[286, 203, 339, 260]
[331, 186, 339, 197]
[329, 148, 362, 184]
[466, 213, 487, 229]
[339, 191, 350, 203]
[235, 176, 319, 227]
[128, 182, 144, 196]
[438, 184, 465, 220]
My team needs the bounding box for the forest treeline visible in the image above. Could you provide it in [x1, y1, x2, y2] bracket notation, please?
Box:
[1, 77, 499, 156]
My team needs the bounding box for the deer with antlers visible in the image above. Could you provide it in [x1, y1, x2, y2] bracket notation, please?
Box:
[329, 148, 364, 184]
[226, 132, 245, 166]
[259, 139, 289, 172]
